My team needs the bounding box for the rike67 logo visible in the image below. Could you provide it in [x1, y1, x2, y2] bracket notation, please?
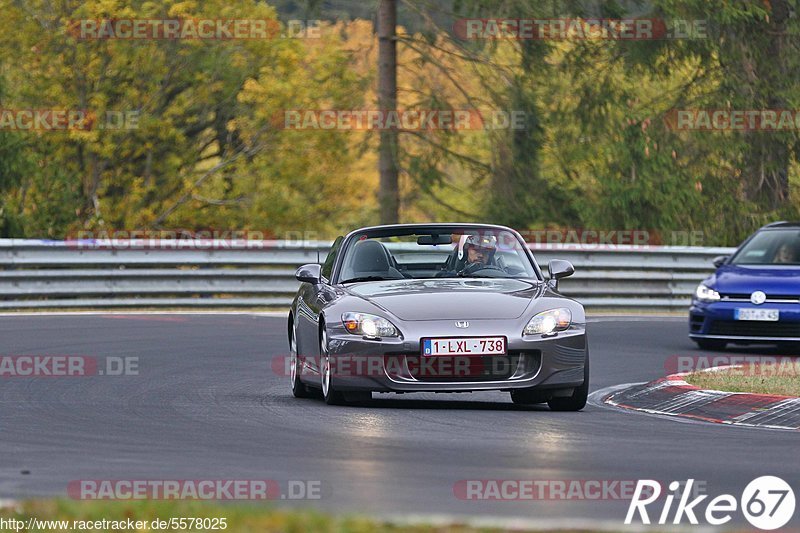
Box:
[626, 477, 795, 530]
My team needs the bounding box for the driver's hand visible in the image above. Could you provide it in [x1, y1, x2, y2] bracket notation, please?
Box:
[458, 261, 481, 276]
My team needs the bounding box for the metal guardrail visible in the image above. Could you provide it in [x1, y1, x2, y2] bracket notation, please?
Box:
[0, 239, 735, 310]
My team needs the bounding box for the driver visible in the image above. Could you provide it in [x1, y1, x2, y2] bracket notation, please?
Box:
[452, 233, 506, 276]
[773, 242, 798, 264]
[436, 233, 505, 277]
[460, 234, 496, 268]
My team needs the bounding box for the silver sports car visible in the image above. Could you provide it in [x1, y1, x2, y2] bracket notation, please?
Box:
[287, 223, 588, 410]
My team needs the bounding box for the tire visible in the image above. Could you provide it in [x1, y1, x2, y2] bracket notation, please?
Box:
[695, 339, 727, 351]
[547, 354, 589, 412]
[320, 324, 347, 405]
[289, 322, 311, 398]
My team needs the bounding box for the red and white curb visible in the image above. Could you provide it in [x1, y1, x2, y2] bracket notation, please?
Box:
[604, 370, 800, 430]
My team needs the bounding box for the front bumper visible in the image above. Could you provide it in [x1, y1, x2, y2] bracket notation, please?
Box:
[319, 320, 587, 392]
[689, 300, 800, 343]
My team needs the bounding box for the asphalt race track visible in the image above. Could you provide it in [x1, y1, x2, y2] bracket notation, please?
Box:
[1, 314, 798, 528]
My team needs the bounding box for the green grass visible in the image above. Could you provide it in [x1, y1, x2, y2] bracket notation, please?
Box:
[684, 361, 800, 396]
[0, 499, 600, 533]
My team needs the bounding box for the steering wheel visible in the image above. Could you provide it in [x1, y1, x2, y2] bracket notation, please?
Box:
[457, 262, 506, 277]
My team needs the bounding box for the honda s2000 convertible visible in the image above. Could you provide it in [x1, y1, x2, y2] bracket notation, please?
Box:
[287, 223, 589, 410]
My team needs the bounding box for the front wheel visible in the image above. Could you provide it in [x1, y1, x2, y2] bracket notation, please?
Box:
[290, 324, 311, 398]
[320, 326, 347, 405]
[547, 355, 589, 412]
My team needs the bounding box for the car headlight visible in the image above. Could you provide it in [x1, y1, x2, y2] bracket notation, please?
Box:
[341, 312, 399, 338]
[695, 284, 720, 302]
[524, 308, 572, 336]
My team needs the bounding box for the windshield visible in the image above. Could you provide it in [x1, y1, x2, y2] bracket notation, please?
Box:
[337, 228, 537, 282]
[731, 229, 800, 266]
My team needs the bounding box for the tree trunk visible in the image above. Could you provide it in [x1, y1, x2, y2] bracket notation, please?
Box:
[377, 0, 399, 224]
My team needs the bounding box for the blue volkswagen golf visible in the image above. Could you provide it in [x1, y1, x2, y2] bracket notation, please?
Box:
[690, 222, 800, 350]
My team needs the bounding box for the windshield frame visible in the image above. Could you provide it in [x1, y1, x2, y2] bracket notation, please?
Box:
[330, 224, 543, 284]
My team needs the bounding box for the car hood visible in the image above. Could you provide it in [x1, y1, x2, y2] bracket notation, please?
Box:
[343, 278, 543, 320]
[712, 264, 800, 296]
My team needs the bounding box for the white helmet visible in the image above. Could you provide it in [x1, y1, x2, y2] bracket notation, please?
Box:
[458, 233, 498, 261]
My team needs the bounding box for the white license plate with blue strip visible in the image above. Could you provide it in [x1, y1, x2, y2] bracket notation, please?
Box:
[735, 308, 779, 321]
[422, 337, 506, 356]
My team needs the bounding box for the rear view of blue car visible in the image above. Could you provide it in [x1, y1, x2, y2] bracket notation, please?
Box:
[690, 222, 800, 350]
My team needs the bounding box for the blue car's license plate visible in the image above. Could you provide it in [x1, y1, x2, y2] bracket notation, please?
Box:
[735, 308, 779, 321]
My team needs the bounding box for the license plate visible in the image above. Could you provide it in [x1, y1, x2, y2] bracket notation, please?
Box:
[735, 308, 779, 321]
[422, 337, 506, 356]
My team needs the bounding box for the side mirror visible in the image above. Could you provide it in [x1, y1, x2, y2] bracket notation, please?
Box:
[712, 255, 729, 268]
[548, 259, 575, 280]
[295, 263, 322, 284]
[547, 259, 574, 290]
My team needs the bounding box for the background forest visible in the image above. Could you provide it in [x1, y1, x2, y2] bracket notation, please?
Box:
[1, 0, 798, 245]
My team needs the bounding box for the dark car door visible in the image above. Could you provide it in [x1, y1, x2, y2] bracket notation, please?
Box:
[297, 236, 343, 370]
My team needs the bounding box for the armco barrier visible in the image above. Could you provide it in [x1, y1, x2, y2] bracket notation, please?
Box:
[0, 239, 734, 310]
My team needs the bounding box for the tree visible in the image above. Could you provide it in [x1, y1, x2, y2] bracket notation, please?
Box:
[631, 0, 800, 212]
[377, 0, 400, 224]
